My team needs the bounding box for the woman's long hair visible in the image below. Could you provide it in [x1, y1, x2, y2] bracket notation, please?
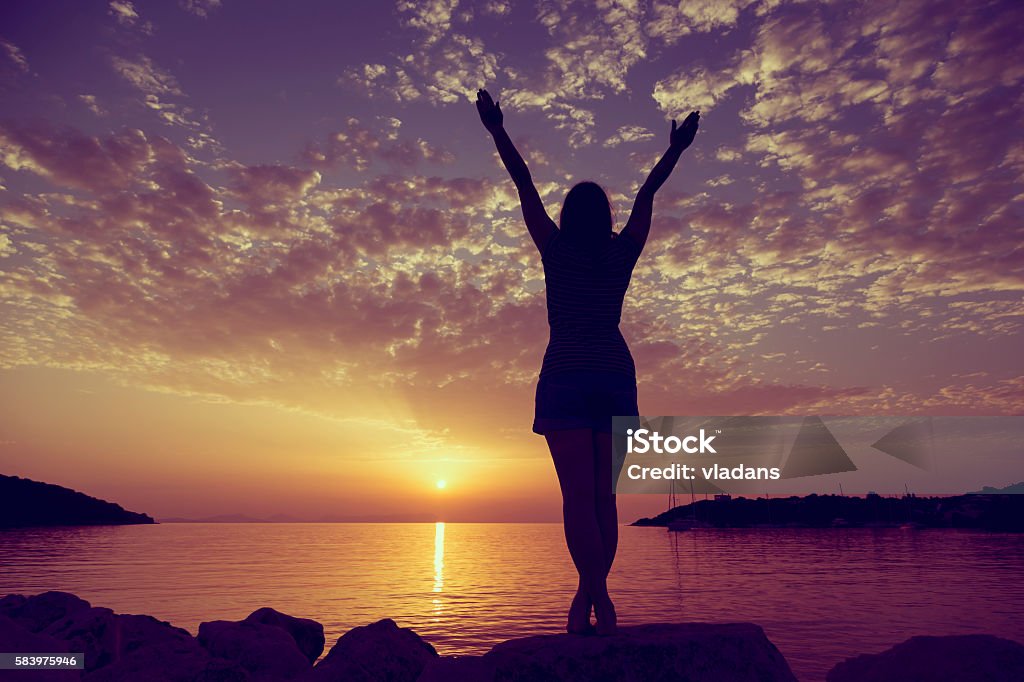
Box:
[559, 181, 614, 254]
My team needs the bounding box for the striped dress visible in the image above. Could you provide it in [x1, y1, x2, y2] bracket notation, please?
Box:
[539, 229, 642, 378]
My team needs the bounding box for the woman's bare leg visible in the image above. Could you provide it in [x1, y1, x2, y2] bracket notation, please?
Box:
[546, 428, 616, 635]
[565, 433, 619, 632]
[593, 431, 618, 576]
[568, 576, 592, 634]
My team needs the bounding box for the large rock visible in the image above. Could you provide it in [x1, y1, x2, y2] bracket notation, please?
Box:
[0, 594, 28, 618]
[0, 615, 78, 682]
[2, 591, 92, 632]
[82, 640, 250, 682]
[417, 656, 493, 682]
[0, 614, 68, 652]
[827, 634, 1024, 682]
[306, 618, 437, 682]
[39, 602, 250, 681]
[44, 606, 196, 672]
[198, 619, 311, 680]
[477, 623, 797, 682]
[243, 607, 325, 663]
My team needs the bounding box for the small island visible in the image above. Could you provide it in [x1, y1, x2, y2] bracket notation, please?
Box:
[633, 491, 1024, 532]
[0, 474, 155, 528]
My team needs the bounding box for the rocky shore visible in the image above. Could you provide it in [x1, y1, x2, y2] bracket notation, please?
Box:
[2, 591, 1023, 681]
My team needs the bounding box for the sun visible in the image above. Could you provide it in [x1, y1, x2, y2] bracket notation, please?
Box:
[435, 479, 447, 490]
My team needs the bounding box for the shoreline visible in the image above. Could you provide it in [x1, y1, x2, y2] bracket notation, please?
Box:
[3, 591, 1024, 681]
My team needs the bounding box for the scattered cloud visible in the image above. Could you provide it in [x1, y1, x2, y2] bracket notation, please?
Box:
[2, 0, 1023, 461]
[604, 125, 655, 148]
[1, 39, 30, 74]
[302, 118, 455, 171]
[646, 0, 759, 43]
[179, 0, 222, 18]
[108, 1, 153, 34]
[110, 54, 182, 98]
[78, 94, 107, 116]
[109, 54, 213, 140]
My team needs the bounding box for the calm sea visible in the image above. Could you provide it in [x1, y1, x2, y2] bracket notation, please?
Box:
[1, 523, 1022, 681]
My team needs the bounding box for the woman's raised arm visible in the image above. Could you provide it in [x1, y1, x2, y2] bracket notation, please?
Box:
[476, 88, 556, 253]
[621, 110, 700, 252]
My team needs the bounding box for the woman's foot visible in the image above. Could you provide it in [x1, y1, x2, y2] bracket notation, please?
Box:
[566, 589, 594, 634]
[593, 594, 617, 636]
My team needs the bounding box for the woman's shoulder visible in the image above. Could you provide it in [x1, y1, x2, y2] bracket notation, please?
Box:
[611, 230, 642, 261]
[540, 228, 563, 261]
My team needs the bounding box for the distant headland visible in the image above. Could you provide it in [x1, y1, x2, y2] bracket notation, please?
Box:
[970, 481, 1024, 495]
[0, 474, 154, 528]
[633, 491, 1024, 532]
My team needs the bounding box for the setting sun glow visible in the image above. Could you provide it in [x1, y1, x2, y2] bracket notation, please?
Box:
[1, 0, 1021, 528]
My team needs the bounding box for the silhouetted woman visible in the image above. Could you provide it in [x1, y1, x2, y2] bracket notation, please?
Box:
[476, 88, 699, 635]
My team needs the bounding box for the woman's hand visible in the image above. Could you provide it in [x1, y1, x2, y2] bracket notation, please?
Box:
[476, 88, 555, 253]
[669, 110, 700, 151]
[476, 88, 504, 133]
[623, 109, 701, 250]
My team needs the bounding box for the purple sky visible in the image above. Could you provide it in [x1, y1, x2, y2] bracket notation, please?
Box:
[0, 0, 1021, 518]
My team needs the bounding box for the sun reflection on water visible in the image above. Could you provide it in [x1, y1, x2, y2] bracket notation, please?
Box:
[432, 521, 445, 620]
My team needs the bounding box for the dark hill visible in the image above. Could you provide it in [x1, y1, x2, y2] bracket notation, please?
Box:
[0, 474, 155, 527]
[633, 493, 1024, 532]
[970, 481, 1024, 494]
